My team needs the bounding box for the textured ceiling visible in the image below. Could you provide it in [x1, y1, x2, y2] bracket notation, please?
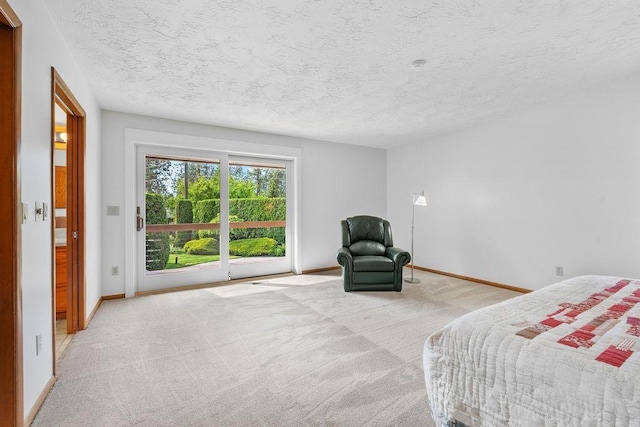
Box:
[45, 1, 640, 148]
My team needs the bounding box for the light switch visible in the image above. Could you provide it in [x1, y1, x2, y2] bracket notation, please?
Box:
[43, 202, 49, 221]
[35, 202, 43, 221]
[107, 205, 120, 216]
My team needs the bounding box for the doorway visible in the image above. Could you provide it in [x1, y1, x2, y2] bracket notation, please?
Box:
[52, 101, 73, 360]
[136, 147, 293, 293]
[51, 69, 86, 349]
[227, 156, 292, 279]
[136, 147, 229, 291]
[0, 1, 22, 424]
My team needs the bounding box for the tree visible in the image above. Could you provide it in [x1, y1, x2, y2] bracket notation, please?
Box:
[185, 175, 220, 202]
[176, 172, 256, 202]
[230, 179, 255, 199]
[145, 159, 174, 195]
[188, 161, 218, 181]
[247, 167, 286, 197]
[267, 169, 286, 198]
[249, 167, 269, 196]
[229, 165, 247, 180]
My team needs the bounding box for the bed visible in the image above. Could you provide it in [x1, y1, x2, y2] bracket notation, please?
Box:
[423, 275, 640, 426]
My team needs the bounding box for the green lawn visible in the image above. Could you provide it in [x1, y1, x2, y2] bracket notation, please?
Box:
[164, 253, 221, 270]
[164, 253, 245, 270]
[163, 238, 284, 271]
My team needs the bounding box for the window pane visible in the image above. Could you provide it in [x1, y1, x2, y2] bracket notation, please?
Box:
[145, 156, 221, 274]
[229, 163, 286, 264]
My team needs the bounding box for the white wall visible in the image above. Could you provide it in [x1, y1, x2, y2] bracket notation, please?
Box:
[387, 75, 640, 291]
[101, 111, 386, 296]
[8, 0, 102, 417]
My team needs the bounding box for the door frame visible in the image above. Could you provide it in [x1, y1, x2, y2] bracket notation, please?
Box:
[227, 155, 293, 280]
[124, 128, 303, 297]
[136, 146, 231, 292]
[0, 1, 23, 424]
[51, 68, 86, 339]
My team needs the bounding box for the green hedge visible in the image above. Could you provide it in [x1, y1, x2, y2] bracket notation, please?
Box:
[194, 198, 285, 222]
[231, 198, 285, 221]
[194, 197, 286, 243]
[175, 199, 194, 247]
[198, 214, 243, 240]
[184, 238, 219, 255]
[231, 198, 285, 243]
[146, 193, 167, 225]
[229, 238, 278, 257]
[176, 199, 194, 223]
[145, 193, 170, 271]
[193, 199, 220, 224]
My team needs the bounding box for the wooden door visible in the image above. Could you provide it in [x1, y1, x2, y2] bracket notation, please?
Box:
[0, 1, 23, 424]
[52, 69, 86, 336]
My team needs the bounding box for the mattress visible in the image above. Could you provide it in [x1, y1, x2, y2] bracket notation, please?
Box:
[423, 275, 640, 426]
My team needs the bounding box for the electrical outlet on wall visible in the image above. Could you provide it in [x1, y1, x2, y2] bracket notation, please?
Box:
[111, 266, 119, 276]
[556, 266, 564, 277]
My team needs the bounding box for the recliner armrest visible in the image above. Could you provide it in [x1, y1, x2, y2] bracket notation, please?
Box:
[337, 247, 353, 266]
[386, 247, 411, 266]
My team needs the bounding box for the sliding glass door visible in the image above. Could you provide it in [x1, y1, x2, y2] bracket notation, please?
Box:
[136, 147, 292, 292]
[227, 156, 292, 279]
[136, 147, 229, 291]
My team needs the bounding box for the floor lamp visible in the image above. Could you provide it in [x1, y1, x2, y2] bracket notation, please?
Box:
[405, 190, 427, 284]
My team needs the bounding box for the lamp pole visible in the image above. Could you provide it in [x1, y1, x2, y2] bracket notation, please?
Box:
[406, 201, 418, 283]
[405, 190, 426, 284]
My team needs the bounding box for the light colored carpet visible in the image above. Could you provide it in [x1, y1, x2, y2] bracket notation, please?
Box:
[33, 269, 520, 426]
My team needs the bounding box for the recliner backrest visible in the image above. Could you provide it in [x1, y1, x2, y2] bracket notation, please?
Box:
[342, 215, 394, 256]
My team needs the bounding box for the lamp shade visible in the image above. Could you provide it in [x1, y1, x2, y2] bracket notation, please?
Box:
[414, 190, 427, 206]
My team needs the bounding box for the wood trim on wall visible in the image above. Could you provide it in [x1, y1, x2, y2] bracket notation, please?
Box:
[102, 293, 126, 300]
[302, 266, 340, 275]
[410, 265, 531, 294]
[0, 1, 23, 425]
[85, 294, 126, 326]
[23, 376, 55, 426]
[85, 297, 102, 325]
[52, 68, 87, 339]
[0, 0, 18, 24]
[74, 113, 87, 330]
[52, 69, 86, 117]
[325, 264, 531, 294]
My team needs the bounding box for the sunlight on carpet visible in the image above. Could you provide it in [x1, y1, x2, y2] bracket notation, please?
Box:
[205, 283, 283, 298]
[206, 274, 339, 298]
[32, 269, 520, 426]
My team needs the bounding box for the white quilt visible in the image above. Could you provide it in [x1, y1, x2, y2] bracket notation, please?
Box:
[423, 275, 640, 427]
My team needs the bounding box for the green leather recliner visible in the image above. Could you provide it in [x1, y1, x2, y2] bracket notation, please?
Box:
[337, 215, 411, 292]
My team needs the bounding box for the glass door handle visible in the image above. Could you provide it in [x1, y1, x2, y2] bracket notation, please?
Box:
[136, 206, 144, 231]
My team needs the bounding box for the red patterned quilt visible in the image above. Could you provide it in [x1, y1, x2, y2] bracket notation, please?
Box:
[424, 275, 640, 426]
